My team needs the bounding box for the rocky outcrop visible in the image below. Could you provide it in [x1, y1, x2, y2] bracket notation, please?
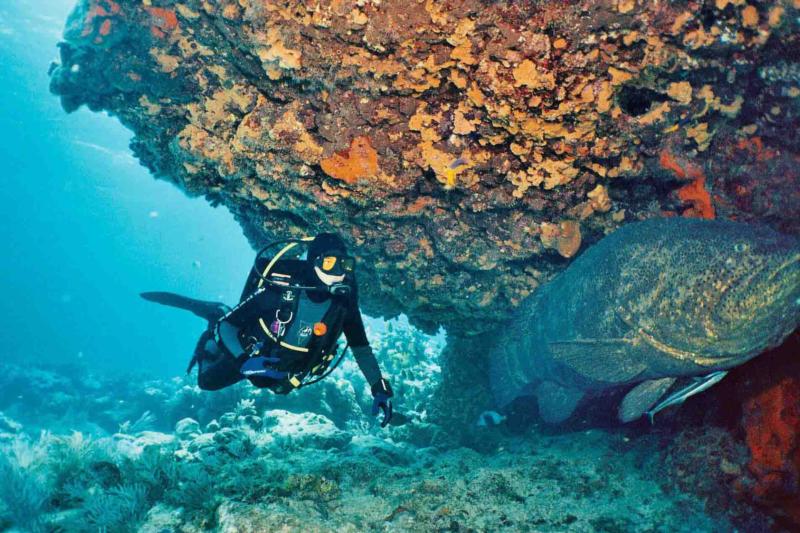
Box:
[1, 407, 753, 532]
[50, 0, 800, 335]
[737, 335, 800, 529]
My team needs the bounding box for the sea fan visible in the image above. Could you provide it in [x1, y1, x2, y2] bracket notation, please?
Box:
[118, 410, 156, 434]
[0, 452, 50, 532]
[46, 431, 115, 491]
[123, 444, 178, 501]
[10, 432, 51, 470]
[165, 463, 220, 520]
[84, 483, 148, 533]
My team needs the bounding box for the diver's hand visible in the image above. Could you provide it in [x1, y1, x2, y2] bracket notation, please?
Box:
[370, 378, 394, 428]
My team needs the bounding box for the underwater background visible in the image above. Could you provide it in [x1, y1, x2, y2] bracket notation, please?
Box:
[1, 0, 799, 532]
[0, 0, 253, 377]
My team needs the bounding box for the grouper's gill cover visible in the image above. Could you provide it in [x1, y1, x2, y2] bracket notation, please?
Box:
[488, 218, 800, 417]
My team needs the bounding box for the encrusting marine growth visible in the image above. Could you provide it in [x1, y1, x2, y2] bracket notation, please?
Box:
[50, 0, 800, 335]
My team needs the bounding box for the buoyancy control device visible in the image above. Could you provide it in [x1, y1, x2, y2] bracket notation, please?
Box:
[216, 238, 355, 393]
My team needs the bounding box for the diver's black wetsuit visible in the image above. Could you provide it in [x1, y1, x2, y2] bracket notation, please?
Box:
[195, 257, 382, 391]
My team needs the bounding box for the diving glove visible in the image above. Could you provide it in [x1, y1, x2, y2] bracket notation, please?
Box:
[370, 378, 394, 428]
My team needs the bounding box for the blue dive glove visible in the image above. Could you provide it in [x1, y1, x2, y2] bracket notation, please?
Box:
[240, 356, 286, 379]
[370, 378, 394, 428]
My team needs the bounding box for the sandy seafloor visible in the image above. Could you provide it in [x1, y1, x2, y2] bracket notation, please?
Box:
[0, 321, 774, 532]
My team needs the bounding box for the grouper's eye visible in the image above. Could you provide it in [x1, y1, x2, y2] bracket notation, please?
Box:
[734, 242, 750, 253]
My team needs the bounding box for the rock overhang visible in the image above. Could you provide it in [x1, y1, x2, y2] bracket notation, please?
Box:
[50, 0, 800, 336]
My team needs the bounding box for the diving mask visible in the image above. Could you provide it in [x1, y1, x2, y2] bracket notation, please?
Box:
[313, 253, 354, 278]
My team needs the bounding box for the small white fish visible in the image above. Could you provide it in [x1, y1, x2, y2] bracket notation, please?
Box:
[476, 410, 506, 427]
[646, 371, 729, 424]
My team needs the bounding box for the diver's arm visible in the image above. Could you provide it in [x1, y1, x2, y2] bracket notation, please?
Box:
[341, 280, 393, 427]
[344, 311, 383, 385]
[350, 344, 382, 386]
[340, 283, 377, 376]
[348, 335, 394, 428]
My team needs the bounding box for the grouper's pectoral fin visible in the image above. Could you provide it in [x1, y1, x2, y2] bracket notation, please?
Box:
[534, 381, 585, 424]
[547, 339, 648, 383]
[617, 377, 676, 423]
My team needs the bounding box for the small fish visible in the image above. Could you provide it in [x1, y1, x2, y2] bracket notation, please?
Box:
[489, 218, 800, 424]
[449, 157, 468, 169]
[443, 157, 469, 189]
[476, 410, 507, 427]
[645, 370, 728, 423]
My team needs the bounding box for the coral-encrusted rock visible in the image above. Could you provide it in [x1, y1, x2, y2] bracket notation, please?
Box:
[50, 0, 800, 337]
[742, 373, 800, 527]
[260, 409, 352, 451]
[174, 417, 201, 440]
[683, 334, 800, 529]
[113, 430, 175, 458]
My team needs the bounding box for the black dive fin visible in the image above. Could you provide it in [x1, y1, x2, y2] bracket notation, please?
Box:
[547, 339, 647, 383]
[140, 291, 230, 323]
[534, 381, 585, 424]
[617, 377, 676, 423]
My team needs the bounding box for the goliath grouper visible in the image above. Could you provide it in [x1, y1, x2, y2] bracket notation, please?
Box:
[489, 217, 800, 423]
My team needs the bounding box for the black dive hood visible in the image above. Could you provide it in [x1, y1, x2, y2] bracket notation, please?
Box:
[250, 237, 354, 296]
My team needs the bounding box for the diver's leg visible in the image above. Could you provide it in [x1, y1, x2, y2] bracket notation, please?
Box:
[141, 292, 230, 322]
[193, 331, 245, 391]
[198, 355, 245, 390]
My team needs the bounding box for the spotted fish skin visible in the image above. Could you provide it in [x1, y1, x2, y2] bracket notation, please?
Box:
[489, 218, 800, 423]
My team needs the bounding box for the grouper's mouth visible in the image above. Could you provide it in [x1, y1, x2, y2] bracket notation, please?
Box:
[703, 252, 800, 360]
[765, 252, 800, 286]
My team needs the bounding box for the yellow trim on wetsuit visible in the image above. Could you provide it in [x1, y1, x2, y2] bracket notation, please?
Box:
[258, 242, 297, 289]
[255, 236, 317, 352]
[258, 317, 310, 353]
[256, 237, 315, 288]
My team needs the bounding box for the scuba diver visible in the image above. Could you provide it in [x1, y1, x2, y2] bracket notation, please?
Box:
[142, 233, 394, 427]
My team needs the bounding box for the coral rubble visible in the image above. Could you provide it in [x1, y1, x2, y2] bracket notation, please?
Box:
[0, 386, 747, 532]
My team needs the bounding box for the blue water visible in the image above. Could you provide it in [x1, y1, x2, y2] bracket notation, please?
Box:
[0, 0, 253, 376]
